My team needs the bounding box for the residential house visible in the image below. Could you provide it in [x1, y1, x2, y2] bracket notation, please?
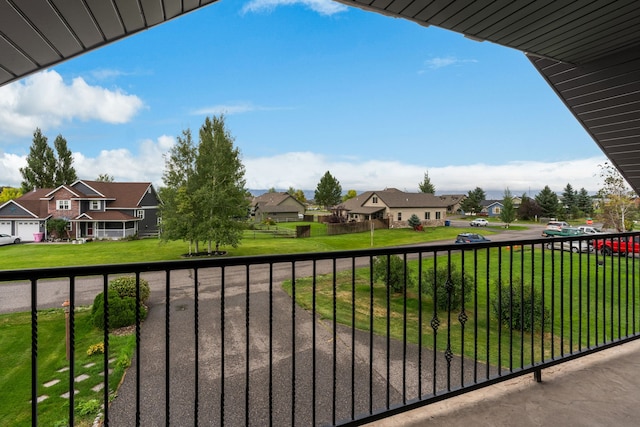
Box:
[251, 192, 306, 223]
[480, 197, 522, 217]
[0, 180, 160, 241]
[438, 194, 467, 214]
[340, 188, 450, 227]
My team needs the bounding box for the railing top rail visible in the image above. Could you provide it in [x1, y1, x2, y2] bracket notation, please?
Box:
[1, 231, 637, 282]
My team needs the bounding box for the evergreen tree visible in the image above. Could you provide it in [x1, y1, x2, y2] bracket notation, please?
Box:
[460, 187, 486, 215]
[20, 128, 56, 192]
[314, 171, 342, 210]
[194, 115, 248, 254]
[535, 186, 559, 218]
[418, 171, 436, 193]
[500, 188, 516, 226]
[576, 188, 594, 217]
[53, 135, 77, 186]
[561, 183, 578, 219]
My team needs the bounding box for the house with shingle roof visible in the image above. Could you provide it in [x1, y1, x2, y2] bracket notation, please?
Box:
[0, 180, 160, 241]
[340, 188, 450, 227]
[251, 192, 306, 223]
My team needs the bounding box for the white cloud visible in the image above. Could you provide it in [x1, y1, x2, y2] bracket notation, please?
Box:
[191, 102, 292, 116]
[421, 56, 478, 71]
[0, 70, 144, 139]
[0, 145, 607, 197]
[242, 0, 348, 16]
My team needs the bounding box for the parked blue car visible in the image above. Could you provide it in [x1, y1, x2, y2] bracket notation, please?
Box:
[455, 233, 490, 244]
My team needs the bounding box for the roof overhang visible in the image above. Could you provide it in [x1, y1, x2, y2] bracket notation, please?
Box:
[1, 0, 640, 193]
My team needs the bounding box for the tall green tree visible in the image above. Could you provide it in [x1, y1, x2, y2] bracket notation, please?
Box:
[20, 128, 56, 192]
[535, 186, 559, 218]
[597, 162, 637, 231]
[287, 187, 307, 203]
[500, 188, 516, 226]
[53, 135, 77, 186]
[576, 188, 594, 217]
[418, 171, 436, 193]
[160, 129, 198, 252]
[314, 171, 342, 210]
[194, 115, 249, 254]
[460, 187, 486, 214]
[561, 183, 578, 219]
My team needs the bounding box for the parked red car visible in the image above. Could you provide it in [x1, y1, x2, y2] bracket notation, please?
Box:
[594, 236, 640, 255]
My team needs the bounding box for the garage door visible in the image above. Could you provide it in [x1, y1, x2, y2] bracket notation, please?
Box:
[0, 221, 11, 234]
[16, 221, 40, 241]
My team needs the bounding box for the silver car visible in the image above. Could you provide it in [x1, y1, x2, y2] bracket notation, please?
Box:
[546, 239, 592, 253]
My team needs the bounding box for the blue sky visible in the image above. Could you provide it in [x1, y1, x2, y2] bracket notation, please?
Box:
[0, 0, 607, 197]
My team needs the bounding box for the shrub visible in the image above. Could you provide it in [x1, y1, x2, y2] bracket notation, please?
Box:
[109, 276, 150, 303]
[492, 279, 550, 332]
[373, 255, 415, 293]
[92, 292, 147, 330]
[422, 264, 475, 311]
[407, 214, 421, 230]
[86, 342, 104, 356]
[75, 399, 102, 416]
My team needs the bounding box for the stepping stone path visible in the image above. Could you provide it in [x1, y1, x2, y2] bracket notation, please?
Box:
[36, 358, 116, 403]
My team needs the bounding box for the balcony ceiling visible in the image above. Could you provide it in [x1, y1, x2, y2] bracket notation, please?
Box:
[1, 0, 640, 192]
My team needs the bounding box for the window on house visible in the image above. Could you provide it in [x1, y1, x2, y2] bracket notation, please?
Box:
[425, 212, 430, 220]
[372, 196, 378, 204]
[57, 200, 70, 210]
[136, 210, 145, 219]
[398, 212, 402, 221]
[494, 207, 501, 214]
[90, 200, 100, 210]
[436, 212, 441, 220]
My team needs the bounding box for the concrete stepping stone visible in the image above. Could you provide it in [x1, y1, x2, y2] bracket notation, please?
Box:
[84, 362, 96, 368]
[44, 379, 60, 388]
[75, 374, 90, 383]
[92, 383, 104, 392]
[37, 395, 48, 403]
[60, 390, 79, 399]
[57, 367, 69, 373]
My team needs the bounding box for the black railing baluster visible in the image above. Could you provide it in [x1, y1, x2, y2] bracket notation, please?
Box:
[194, 268, 199, 425]
[134, 272, 141, 426]
[485, 249, 490, 380]
[103, 274, 110, 426]
[291, 262, 297, 427]
[268, 263, 273, 427]
[368, 255, 374, 415]
[432, 253, 438, 395]
[220, 267, 225, 427]
[417, 251, 423, 397]
[165, 270, 171, 425]
[69, 276, 75, 427]
[331, 258, 338, 425]
[386, 254, 390, 408]
[402, 253, 407, 403]
[351, 257, 356, 420]
[245, 265, 250, 427]
[312, 261, 317, 426]
[31, 278, 38, 426]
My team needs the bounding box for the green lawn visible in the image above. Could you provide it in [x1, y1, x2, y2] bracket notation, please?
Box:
[0, 222, 500, 270]
[0, 309, 135, 427]
[283, 247, 639, 369]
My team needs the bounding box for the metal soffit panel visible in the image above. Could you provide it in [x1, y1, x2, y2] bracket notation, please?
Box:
[1, 0, 640, 192]
[0, 0, 218, 86]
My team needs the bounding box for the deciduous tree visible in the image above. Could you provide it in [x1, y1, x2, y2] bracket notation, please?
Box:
[0, 187, 22, 203]
[194, 115, 249, 254]
[597, 162, 637, 231]
[342, 189, 357, 202]
[460, 187, 486, 215]
[96, 174, 114, 182]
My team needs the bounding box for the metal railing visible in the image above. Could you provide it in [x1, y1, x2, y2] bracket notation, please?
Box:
[1, 232, 639, 426]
